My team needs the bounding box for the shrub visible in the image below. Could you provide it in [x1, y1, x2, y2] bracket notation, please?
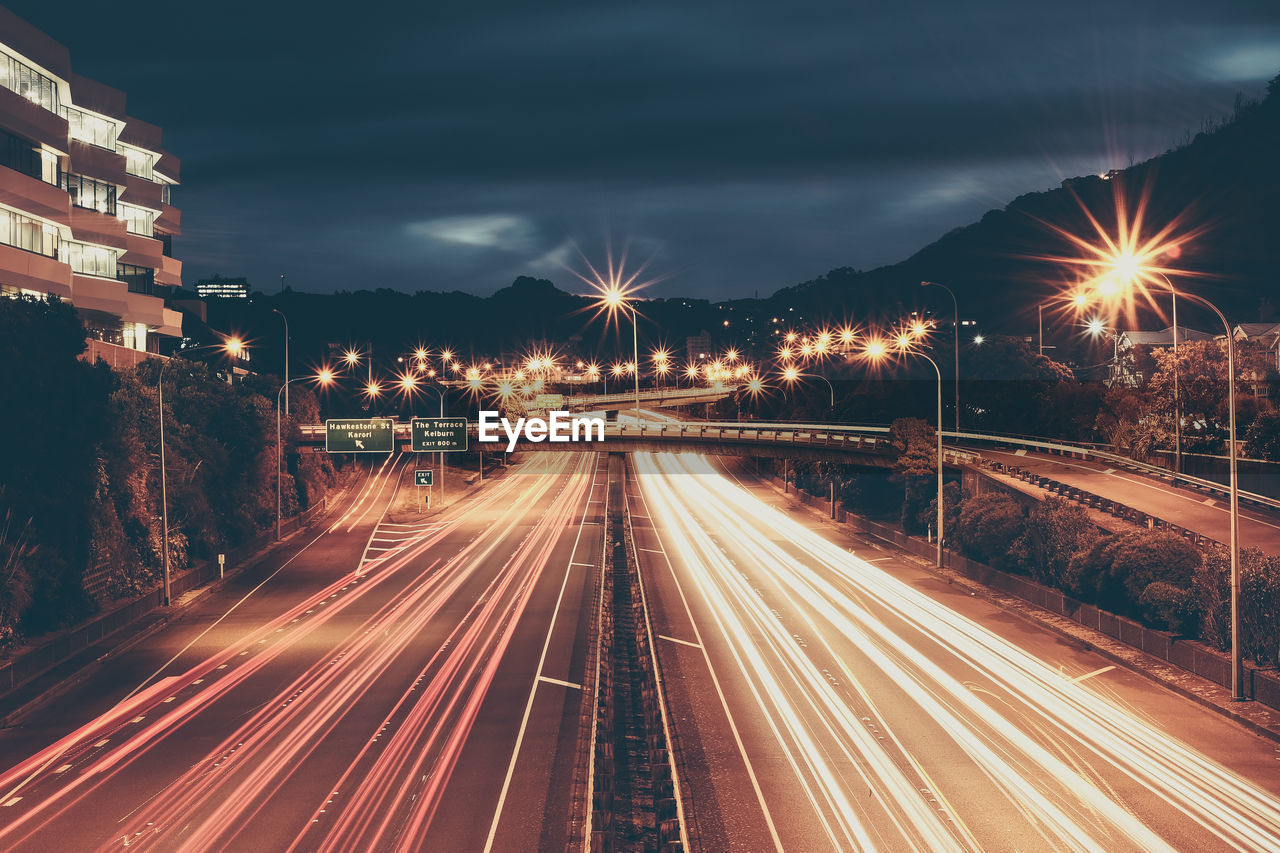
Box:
[1195, 546, 1280, 667]
[1138, 581, 1196, 634]
[1067, 530, 1201, 618]
[1011, 497, 1101, 588]
[953, 492, 1026, 570]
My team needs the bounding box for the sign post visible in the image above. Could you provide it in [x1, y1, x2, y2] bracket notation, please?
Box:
[325, 418, 394, 453]
[218, 553, 225, 579]
[411, 418, 468, 508]
[415, 469, 433, 514]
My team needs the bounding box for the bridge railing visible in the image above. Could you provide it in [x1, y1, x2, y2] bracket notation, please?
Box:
[296, 419, 1279, 511]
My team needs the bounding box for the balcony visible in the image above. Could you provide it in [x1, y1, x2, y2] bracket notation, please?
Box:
[81, 338, 164, 370]
[0, 164, 68, 222]
[68, 139, 127, 185]
[0, 241, 71, 296]
[69, 206, 127, 249]
[121, 231, 164, 269]
[155, 203, 181, 235]
[120, 173, 162, 209]
[0, 85, 68, 152]
[156, 253, 182, 287]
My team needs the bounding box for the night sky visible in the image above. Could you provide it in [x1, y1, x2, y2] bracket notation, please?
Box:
[10, 1, 1280, 299]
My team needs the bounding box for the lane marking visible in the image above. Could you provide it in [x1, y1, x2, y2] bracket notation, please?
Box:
[637, 547, 665, 554]
[1069, 665, 1116, 683]
[484, 453, 602, 853]
[659, 634, 702, 649]
[54, 765, 72, 774]
[2, 797, 20, 807]
[570, 561, 596, 568]
[538, 675, 583, 690]
[865, 557, 894, 563]
[631, 467, 783, 852]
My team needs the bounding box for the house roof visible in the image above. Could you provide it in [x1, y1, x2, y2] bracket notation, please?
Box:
[1118, 326, 1216, 347]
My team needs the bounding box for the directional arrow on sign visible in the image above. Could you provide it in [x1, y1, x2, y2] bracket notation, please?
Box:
[355, 439, 365, 449]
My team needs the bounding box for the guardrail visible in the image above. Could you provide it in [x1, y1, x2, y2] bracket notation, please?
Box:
[296, 419, 1280, 512]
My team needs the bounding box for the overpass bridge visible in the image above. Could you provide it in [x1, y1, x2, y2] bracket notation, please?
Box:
[562, 385, 740, 410]
[298, 419, 979, 467]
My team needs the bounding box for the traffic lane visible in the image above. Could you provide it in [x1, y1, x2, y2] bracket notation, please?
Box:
[631, 458, 981, 851]
[626, 468, 790, 853]
[0, 453, 405, 767]
[978, 448, 1280, 550]
[0, 454, 577, 850]
[706, 455, 1280, 849]
[425, 452, 606, 852]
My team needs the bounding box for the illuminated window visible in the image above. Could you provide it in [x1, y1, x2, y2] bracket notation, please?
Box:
[62, 239, 117, 277]
[0, 50, 59, 113]
[0, 207, 58, 257]
[62, 173, 117, 215]
[118, 144, 155, 180]
[117, 202, 154, 236]
[61, 105, 118, 149]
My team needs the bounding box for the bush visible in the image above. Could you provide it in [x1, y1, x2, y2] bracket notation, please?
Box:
[1138, 582, 1196, 634]
[953, 492, 1026, 570]
[1195, 546, 1280, 667]
[918, 481, 961, 542]
[1067, 530, 1201, 618]
[1011, 497, 1101, 588]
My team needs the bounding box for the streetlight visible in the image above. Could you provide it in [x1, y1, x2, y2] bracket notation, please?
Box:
[865, 332, 945, 568]
[921, 281, 960, 433]
[272, 308, 289, 415]
[1096, 272, 1244, 700]
[158, 337, 244, 605]
[277, 368, 335, 540]
[778, 364, 834, 408]
[592, 284, 642, 424]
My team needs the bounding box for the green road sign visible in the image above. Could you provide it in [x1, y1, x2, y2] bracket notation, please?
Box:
[415, 469, 433, 487]
[411, 417, 468, 452]
[325, 418, 395, 453]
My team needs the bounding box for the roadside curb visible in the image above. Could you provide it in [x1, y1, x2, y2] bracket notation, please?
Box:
[0, 494, 344, 728]
[755, 474, 1280, 746]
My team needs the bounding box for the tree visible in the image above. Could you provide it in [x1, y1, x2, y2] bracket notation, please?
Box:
[1147, 341, 1231, 453]
[1094, 385, 1168, 461]
[1067, 530, 1201, 625]
[890, 418, 937, 533]
[959, 336, 1076, 436]
[1195, 546, 1280, 667]
[953, 492, 1026, 569]
[1244, 407, 1280, 461]
[1011, 497, 1101, 588]
[0, 297, 111, 632]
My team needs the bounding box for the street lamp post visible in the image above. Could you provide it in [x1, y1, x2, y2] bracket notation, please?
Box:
[921, 281, 960, 433]
[158, 339, 242, 604]
[273, 308, 289, 415]
[277, 370, 334, 540]
[1148, 285, 1242, 699]
[867, 338, 944, 568]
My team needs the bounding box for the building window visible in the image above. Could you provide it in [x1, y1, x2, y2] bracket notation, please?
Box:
[156, 231, 173, 257]
[0, 50, 60, 114]
[118, 144, 155, 180]
[117, 202, 154, 236]
[62, 173, 117, 215]
[160, 184, 172, 205]
[0, 127, 54, 184]
[60, 105, 118, 149]
[62, 239, 117, 277]
[0, 206, 59, 257]
[117, 262, 156, 294]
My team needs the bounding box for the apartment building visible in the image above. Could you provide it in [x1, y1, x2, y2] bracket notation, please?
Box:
[0, 6, 182, 356]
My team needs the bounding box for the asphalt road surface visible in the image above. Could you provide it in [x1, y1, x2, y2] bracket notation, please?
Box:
[0, 451, 605, 852]
[629, 451, 1280, 852]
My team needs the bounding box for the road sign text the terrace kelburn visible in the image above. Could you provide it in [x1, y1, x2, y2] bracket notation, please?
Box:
[325, 418, 394, 453]
[411, 417, 469, 452]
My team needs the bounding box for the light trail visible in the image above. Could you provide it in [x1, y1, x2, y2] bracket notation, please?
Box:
[632, 452, 1280, 852]
[0, 452, 597, 851]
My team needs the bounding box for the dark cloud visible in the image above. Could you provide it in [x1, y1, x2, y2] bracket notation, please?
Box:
[8, 0, 1279, 299]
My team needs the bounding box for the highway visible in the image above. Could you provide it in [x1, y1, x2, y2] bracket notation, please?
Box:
[0, 451, 605, 852]
[629, 451, 1280, 852]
